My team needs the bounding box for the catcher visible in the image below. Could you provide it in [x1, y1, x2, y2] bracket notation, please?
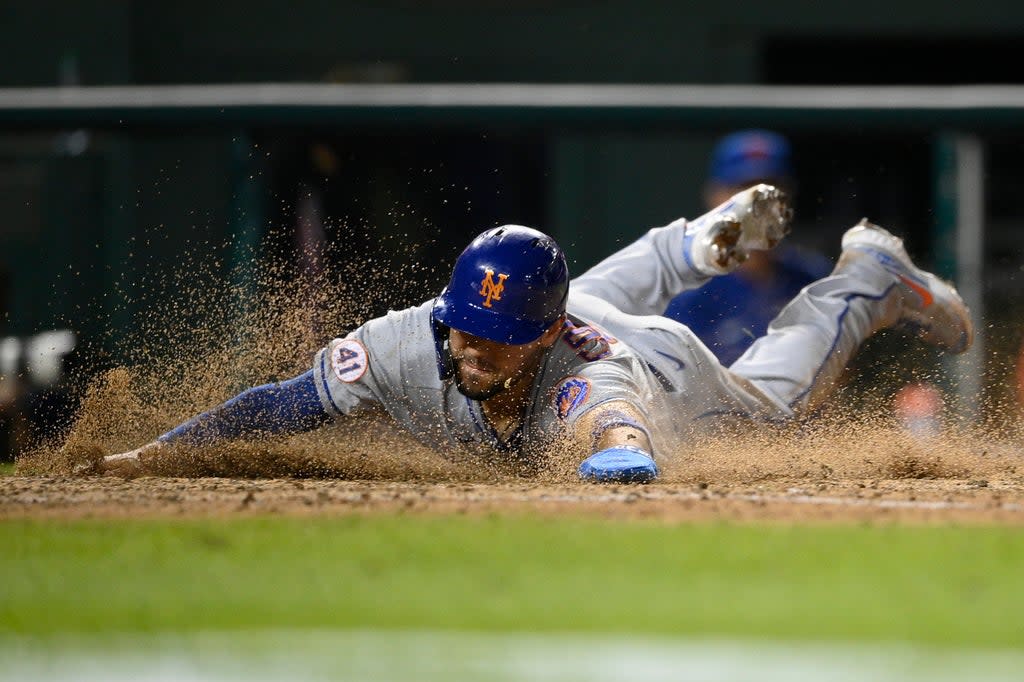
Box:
[103, 185, 972, 482]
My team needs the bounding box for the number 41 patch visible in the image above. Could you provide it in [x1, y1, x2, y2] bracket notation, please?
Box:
[331, 339, 369, 383]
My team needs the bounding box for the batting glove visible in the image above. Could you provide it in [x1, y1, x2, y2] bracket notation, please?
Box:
[578, 445, 659, 483]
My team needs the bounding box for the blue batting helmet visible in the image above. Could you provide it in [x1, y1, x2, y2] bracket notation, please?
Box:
[432, 225, 569, 345]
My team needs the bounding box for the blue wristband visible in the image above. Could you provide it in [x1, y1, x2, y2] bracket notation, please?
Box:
[589, 409, 652, 448]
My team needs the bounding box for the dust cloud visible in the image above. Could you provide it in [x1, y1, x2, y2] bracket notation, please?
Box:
[14, 227, 1024, 491]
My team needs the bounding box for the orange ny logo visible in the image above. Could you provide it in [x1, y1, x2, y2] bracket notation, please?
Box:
[479, 270, 509, 308]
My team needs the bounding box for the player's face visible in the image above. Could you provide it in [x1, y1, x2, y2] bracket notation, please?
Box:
[449, 326, 556, 401]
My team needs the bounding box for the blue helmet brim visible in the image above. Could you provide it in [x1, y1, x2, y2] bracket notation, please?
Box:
[432, 289, 553, 345]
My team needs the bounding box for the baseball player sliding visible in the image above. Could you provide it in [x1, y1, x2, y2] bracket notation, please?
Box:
[103, 184, 973, 483]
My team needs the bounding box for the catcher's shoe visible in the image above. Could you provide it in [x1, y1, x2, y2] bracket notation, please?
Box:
[683, 183, 792, 276]
[840, 219, 974, 354]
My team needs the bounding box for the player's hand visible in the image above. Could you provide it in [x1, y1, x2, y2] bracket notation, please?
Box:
[101, 441, 165, 477]
[578, 445, 658, 483]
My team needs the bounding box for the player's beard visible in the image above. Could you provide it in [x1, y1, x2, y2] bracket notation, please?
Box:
[453, 370, 507, 401]
[451, 352, 540, 402]
[453, 358, 522, 401]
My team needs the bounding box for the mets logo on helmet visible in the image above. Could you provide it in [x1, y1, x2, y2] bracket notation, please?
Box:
[479, 269, 509, 308]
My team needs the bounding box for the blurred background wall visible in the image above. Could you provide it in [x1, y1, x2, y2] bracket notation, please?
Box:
[2, 0, 1024, 452]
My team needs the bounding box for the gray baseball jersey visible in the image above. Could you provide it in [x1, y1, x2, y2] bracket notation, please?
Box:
[311, 217, 901, 463]
[311, 299, 671, 464]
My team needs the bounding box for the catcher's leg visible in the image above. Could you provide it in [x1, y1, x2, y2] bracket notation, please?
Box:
[729, 219, 973, 416]
[571, 184, 791, 317]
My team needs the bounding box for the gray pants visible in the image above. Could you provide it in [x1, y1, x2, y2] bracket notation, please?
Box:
[569, 220, 902, 425]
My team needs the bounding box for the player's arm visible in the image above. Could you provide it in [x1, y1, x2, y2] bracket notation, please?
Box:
[101, 369, 333, 475]
[570, 400, 659, 483]
[101, 307, 408, 476]
[159, 369, 331, 444]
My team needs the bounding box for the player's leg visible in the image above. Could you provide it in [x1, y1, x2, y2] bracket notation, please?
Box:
[728, 219, 973, 415]
[568, 292, 797, 437]
[570, 184, 791, 317]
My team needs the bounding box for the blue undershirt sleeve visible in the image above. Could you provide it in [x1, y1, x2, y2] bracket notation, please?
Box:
[157, 370, 332, 445]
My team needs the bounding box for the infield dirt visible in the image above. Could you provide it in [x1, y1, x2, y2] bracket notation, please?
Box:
[8, 415, 1024, 524]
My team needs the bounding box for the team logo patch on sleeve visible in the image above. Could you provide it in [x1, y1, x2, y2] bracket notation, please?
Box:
[331, 339, 369, 383]
[555, 376, 591, 420]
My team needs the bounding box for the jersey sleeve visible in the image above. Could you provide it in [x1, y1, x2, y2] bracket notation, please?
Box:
[561, 360, 647, 419]
[550, 354, 654, 441]
[311, 302, 436, 417]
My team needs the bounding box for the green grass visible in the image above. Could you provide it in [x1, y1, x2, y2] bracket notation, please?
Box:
[2, 515, 1024, 646]
[0, 462, 14, 475]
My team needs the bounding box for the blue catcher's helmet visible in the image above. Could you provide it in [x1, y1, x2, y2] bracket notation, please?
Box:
[433, 225, 569, 345]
